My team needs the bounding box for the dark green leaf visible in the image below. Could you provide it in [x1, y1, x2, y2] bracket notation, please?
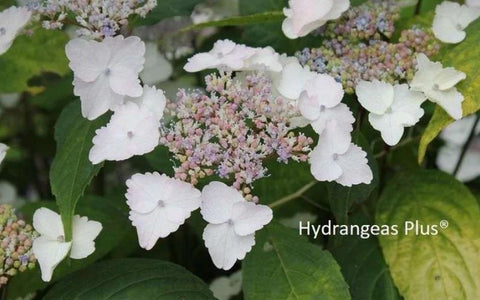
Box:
[328, 212, 401, 300]
[44, 259, 215, 299]
[50, 101, 108, 240]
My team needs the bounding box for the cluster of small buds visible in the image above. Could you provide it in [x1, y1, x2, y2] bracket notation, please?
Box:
[160, 72, 314, 190]
[317, 0, 400, 40]
[0, 205, 37, 286]
[299, 1, 440, 93]
[25, 0, 157, 39]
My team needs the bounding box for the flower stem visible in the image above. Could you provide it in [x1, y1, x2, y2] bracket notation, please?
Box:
[453, 114, 480, 176]
[269, 181, 317, 209]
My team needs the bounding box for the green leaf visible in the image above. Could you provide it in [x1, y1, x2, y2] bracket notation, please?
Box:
[243, 222, 351, 300]
[50, 101, 108, 240]
[8, 196, 129, 299]
[134, 0, 203, 26]
[327, 132, 379, 224]
[44, 259, 214, 299]
[0, 28, 70, 93]
[328, 212, 401, 300]
[181, 11, 283, 32]
[376, 170, 480, 300]
[253, 160, 314, 204]
[418, 20, 480, 163]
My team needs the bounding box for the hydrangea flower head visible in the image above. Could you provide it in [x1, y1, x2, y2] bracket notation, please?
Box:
[66, 36, 145, 120]
[32, 208, 102, 282]
[184, 39, 256, 72]
[356, 81, 426, 146]
[126, 172, 201, 250]
[432, 1, 480, 44]
[160, 72, 313, 188]
[410, 53, 466, 120]
[200, 182, 272, 270]
[0, 6, 31, 55]
[282, 0, 350, 39]
[89, 102, 160, 164]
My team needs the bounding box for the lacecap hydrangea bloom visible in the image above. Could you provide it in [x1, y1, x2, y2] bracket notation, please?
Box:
[0, 6, 32, 55]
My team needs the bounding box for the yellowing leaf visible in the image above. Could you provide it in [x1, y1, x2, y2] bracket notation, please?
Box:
[377, 170, 480, 300]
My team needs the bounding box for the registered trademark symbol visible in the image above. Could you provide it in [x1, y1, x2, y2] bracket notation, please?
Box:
[440, 220, 449, 229]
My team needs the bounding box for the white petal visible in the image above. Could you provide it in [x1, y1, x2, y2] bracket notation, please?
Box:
[310, 103, 354, 137]
[89, 102, 160, 164]
[356, 80, 394, 115]
[391, 84, 426, 124]
[432, 15, 466, 44]
[203, 223, 255, 270]
[309, 143, 343, 182]
[335, 144, 373, 187]
[434, 68, 466, 91]
[140, 42, 173, 85]
[232, 202, 273, 236]
[281, 0, 335, 39]
[410, 54, 443, 93]
[126, 172, 201, 214]
[33, 208, 64, 240]
[73, 76, 124, 120]
[32, 236, 71, 282]
[0, 6, 32, 55]
[427, 88, 464, 120]
[65, 39, 110, 82]
[273, 60, 315, 100]
[70, 215, 102, 259]
[242, 46, 283, 72]
[200, 182, 244, 224]
[369, 113, 405, 146]
[298, 74, 344, 120]
[184, 53, 218, 72]
[324, 0, 350, 20]
[318, 119, 352, 154]
[126, 85, 166, 120]
[108, 65, 143, 97]
[129, 205, 188, 250]
[105, 35, 145, 73]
